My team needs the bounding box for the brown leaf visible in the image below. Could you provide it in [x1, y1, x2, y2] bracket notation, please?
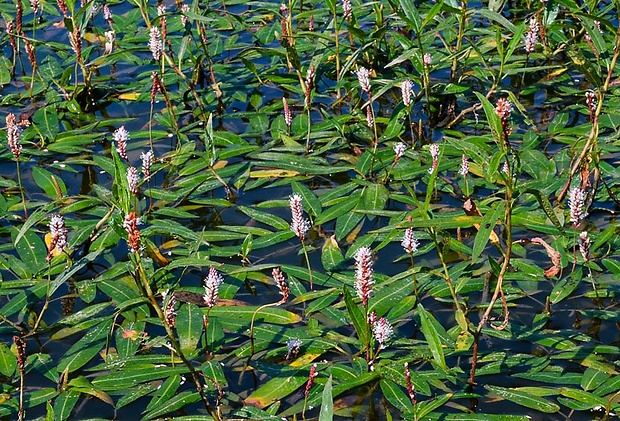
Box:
[530, 237, 561, 278]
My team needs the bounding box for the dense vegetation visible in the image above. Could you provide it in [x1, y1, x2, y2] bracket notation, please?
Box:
[0, 0, 619, 419]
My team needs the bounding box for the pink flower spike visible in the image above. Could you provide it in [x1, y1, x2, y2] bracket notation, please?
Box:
[283, 97, 293, 127]
[354, 247, 374, 306]
[273, 267, 289, 305]
[579, 231, 590, 262]
[148, 26, 163, 61]
[113, 126, 130, 161]
[401, 227, 419, 254]
[568, 187, 587, 227]
[401, 80, 413, 107]
[460, 155, 469, 177]
[356, 67, 371, 94]
[290, 194, 310, 241]
[204, 267, 224, 308]
[127, 167, 139, 195]
[373, 317, 393, 349]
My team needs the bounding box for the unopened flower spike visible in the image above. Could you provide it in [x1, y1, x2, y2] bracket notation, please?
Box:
[273, 267, 289, 305]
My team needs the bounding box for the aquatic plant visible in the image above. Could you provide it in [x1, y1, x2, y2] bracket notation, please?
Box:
[0, 0, 619, 419]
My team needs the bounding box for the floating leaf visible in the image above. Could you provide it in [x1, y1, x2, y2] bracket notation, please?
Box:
[318, 375, 333, 421]
[485, 385, 560, 413]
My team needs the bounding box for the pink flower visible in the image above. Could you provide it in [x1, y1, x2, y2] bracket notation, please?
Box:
[460, 155, 469, 177]
[273, 268, 289, 305]
[6, 113, 22, 160]
[373, 317, 393, 349]
[290, 194, 310, 241]
[47, 214, 68, 261]
[114, 126, 130, 161]
[423, 53, 432, 67]
[354, 247, 374, 306]
[127, 167, 139, 195]
[579, 231, 590, 262]
[343, 0, 352, 19]
[204, 267, 224, 308]
[568, 187, 587, 227]
[283, 97, 293, 127]
[356, 67, 371, 94]
[401, 227, 419, 254]
[525, 17, 539, 54]
[148, 26, 163, 61]
[123, 212, 141, 253]
[141, 150, 153, 181]
[401, 80, 413, 107]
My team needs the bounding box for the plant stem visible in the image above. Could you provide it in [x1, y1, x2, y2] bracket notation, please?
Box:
[132, 255, 221, 420]
[301, 242, 313, 290]
[16, 160, 27, 218]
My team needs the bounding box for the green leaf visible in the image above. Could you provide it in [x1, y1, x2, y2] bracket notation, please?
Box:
[57, 321, 111, 373]
[321, 235, 345, 272]
[474, 92, 504, 148]
[11, 227, 47, 276]
[115, 321, 145, 359]
[343, 286, 367, 346]
[92, 366, 189, 391]
[143, 391, 201, 420]
[315, 196, 359, 225]
[414, 393, 453, 418]
[580, 368, 608, 392]
[335, 210, 363, 241]
[370, 276, 414, 317]
[471, 201, 504, 262]
[291, 181, 322, 217]
[238, 205, 289, 231]
[32, 105, 60, 142]
[318, 375, 333, 421]
[145, 374, 181, 413]
[0, 342, 17, 377]
[549, 268, 581, 304]
[559, 387, 608, 409]
[207, 306, 302, 325]
[245, 369, 307, 408]
[116, 383, 159, 409]
[176, 303, 204, 355]
[32, 167, 67, 199]
[417, 304, 446, 369]
[380, 378, 412, 413]
[361, 184, 388, 213]
[53, 390, 80, 421]
[0, 56, 11, 85]
[485, 385, 560, 413]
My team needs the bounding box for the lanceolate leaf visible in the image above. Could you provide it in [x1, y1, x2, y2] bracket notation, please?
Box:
[318, 375, 333, 421]
[417, 304, 447, 369]
[485, 385, 560, 413]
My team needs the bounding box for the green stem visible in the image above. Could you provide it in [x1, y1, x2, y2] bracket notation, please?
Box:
[16, 160, 27, 218]
[132, 255, 221, 420]
[301, 242, 313, 290]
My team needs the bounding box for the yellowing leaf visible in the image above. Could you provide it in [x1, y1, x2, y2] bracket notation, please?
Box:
[289, 352, 322, 367]
[249, 169, 300, 178]
[118, 92, 140, 101]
